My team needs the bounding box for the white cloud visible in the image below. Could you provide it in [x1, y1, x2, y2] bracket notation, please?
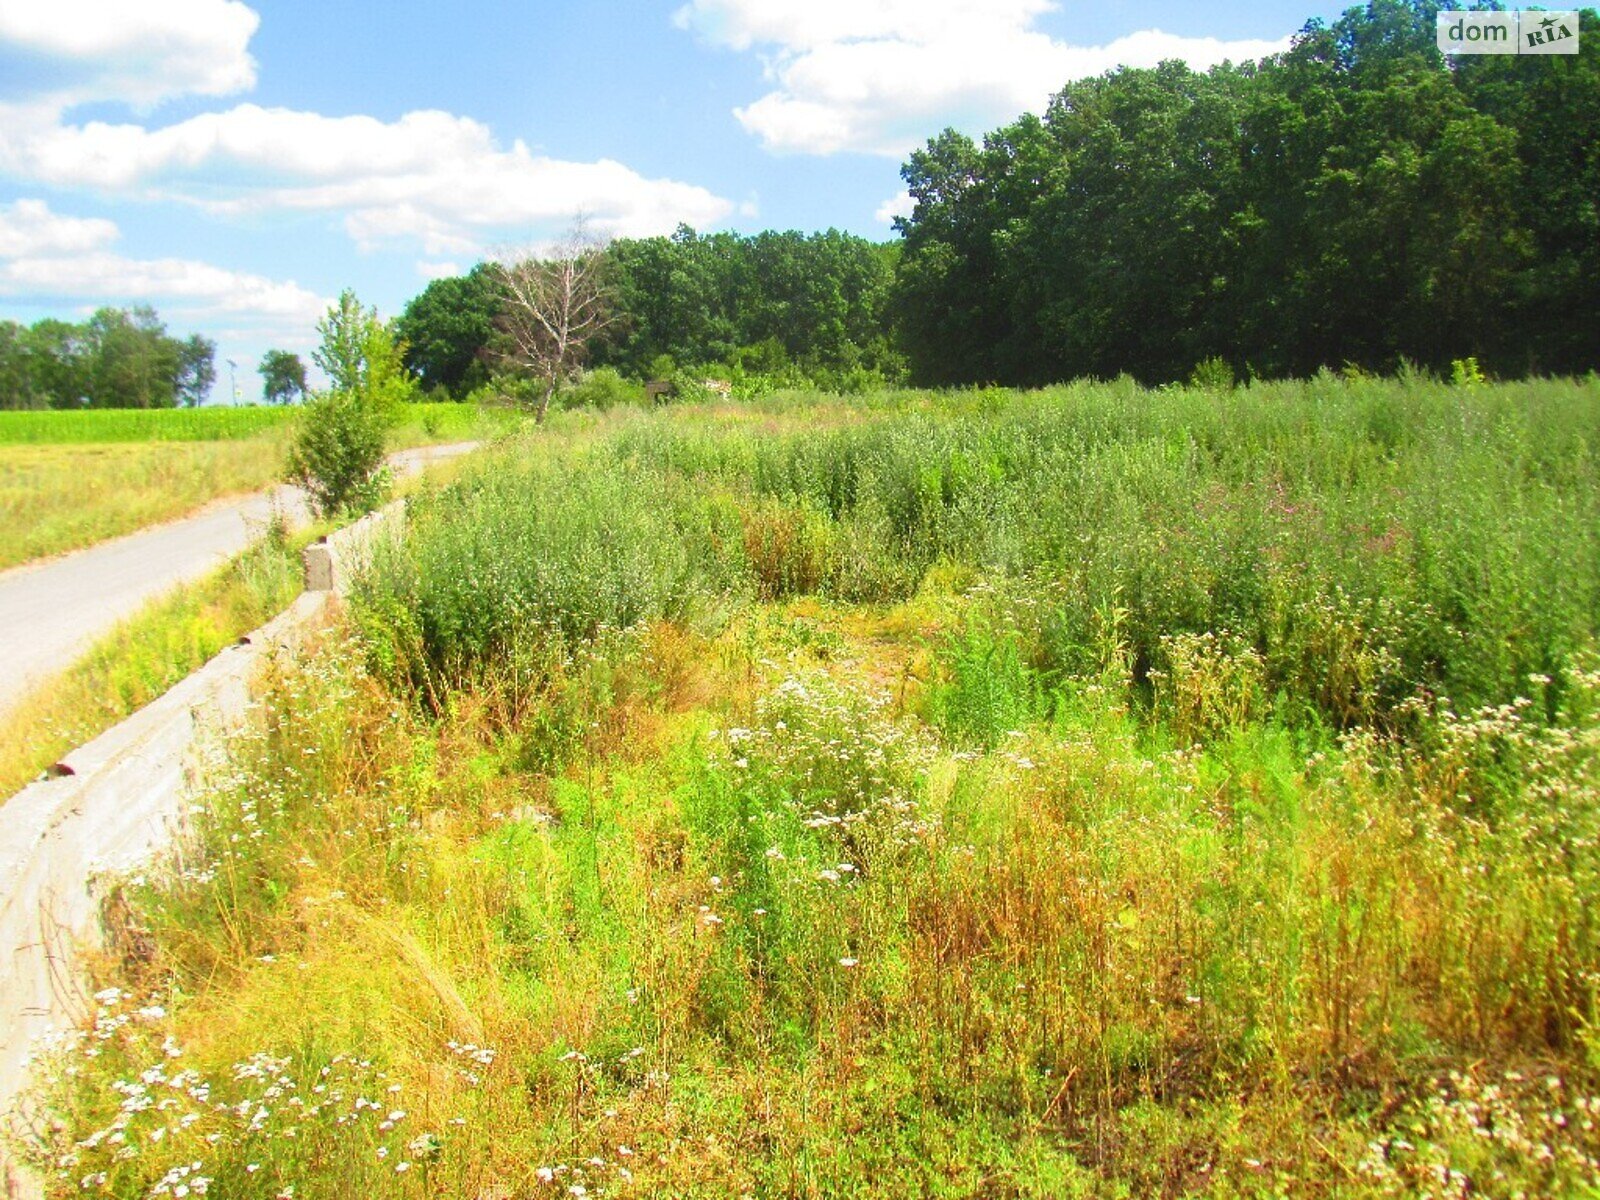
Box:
[0, 0, 258, 109]
[0, 102, 736, 252]
[673, 0, 1053, 51]
[0, 252, 329, 325]
[0, 197, 118, 256]
[676, 0, 1292, 155]
[0, 3, 734, 257]
[415, 260, 461, 281]
[0, 198, 329, 328]
[874, 190, 913, 225]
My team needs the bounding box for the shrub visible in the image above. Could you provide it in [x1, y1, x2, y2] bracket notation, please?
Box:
[285, 388, 393, 517]
[740, 497, 834, 599]
[926, 622, 1043, 749]
[286, 290, 410, 517]
[1451, 355, 1487, 387]
[559, 366, 643, 410]
[1188, 356, 1236, 390]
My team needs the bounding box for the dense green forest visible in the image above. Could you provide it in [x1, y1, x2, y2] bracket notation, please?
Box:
[0, 307, 216, 410]
[894, 0, 1600, 384]
[397, 0, 1598, 395]
[397, 229, 901, 397]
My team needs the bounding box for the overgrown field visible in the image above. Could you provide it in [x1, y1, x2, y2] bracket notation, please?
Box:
[0, 404, 509, 568]
[23, 376, 1600, 1198]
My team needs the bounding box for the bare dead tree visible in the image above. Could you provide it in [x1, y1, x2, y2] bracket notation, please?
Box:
[491, 222, 615, 423]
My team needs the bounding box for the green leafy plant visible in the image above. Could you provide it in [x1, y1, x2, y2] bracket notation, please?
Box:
[286, 290, 412, 517]
[1188, 356, 1236, 391]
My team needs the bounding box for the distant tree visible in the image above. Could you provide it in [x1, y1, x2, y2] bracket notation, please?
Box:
[175, 334, 216, 406]
[83, 306, 180, 408]
[0, 321, 38, 410]
[890, 128, 1003, 385]
[493, 224, 616, 423]
[311, 290, 374, 394]
[889, 0, 1598, 383]
[596, 224, 899, 379]
[288, 290, 412, 516]
[258, 349, 308, 405]
[395, 263, 502, 396]
[24, 319, 87, 408]
[0, 307, 226, 408]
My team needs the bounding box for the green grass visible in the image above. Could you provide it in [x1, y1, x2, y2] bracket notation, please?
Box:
[0, 406, 293, 444]
[0, 403, 511, 569]
[21, 377, 1600, 1199]
[0, 438, 294, 570]
[0, 402, 507, 445]
[0, 528, 306, 802]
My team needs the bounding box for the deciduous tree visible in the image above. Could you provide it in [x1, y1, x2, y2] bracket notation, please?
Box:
[288, 291, 412, 516]
[176, 334, 216, 406]
[493, 225, 616, 423]
[395, 263, 502, 397]
[258, 349, 308, 405]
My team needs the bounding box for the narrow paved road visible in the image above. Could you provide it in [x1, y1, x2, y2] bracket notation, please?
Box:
[0, 442, 477, 719]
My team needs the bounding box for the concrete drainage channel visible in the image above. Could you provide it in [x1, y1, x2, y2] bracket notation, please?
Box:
[0, 502, 406, 1199]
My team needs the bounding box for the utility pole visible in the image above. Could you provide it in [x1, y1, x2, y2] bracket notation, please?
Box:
[226, 359, 239, 405]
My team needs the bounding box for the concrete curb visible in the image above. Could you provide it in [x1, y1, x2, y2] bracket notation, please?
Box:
[303, 499, 406, 594]
[0, 502, 407, 1198]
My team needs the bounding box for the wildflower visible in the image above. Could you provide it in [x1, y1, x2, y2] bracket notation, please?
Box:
[839, 957, 858, 968]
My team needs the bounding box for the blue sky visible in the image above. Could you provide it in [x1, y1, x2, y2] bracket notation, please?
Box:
[0, 0, 1346, 402]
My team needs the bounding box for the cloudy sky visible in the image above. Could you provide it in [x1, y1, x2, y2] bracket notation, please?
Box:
[0, 0, 1339, 401]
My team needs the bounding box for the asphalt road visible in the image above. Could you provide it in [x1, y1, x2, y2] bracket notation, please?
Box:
[0, 441, 478, 720]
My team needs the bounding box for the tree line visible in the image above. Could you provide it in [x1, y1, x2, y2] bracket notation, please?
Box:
[893, 0, 1600, 385]
[6, 1, 1595, 411]
[0, 307, 216, 409]
[396, 226, 902, 399]
[394, 1, 1597, 395]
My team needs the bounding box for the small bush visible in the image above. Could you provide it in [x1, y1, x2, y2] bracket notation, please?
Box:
[1451, 355, 1487, 387]
[1188, 356, 1236, 391]
[560, 367, 644, 410]
[285, 388, 392, 517]
[1149, 629, 1265, 745]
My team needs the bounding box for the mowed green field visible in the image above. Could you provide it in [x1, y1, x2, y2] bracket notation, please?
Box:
[0, 406, 291, 444]
[26, 375, 1600, 1198]
[0, 404, 507, 570]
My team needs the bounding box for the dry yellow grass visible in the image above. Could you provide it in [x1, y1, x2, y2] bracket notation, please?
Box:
[0, 404, 513, 572]
[0, 436, 290, 570]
